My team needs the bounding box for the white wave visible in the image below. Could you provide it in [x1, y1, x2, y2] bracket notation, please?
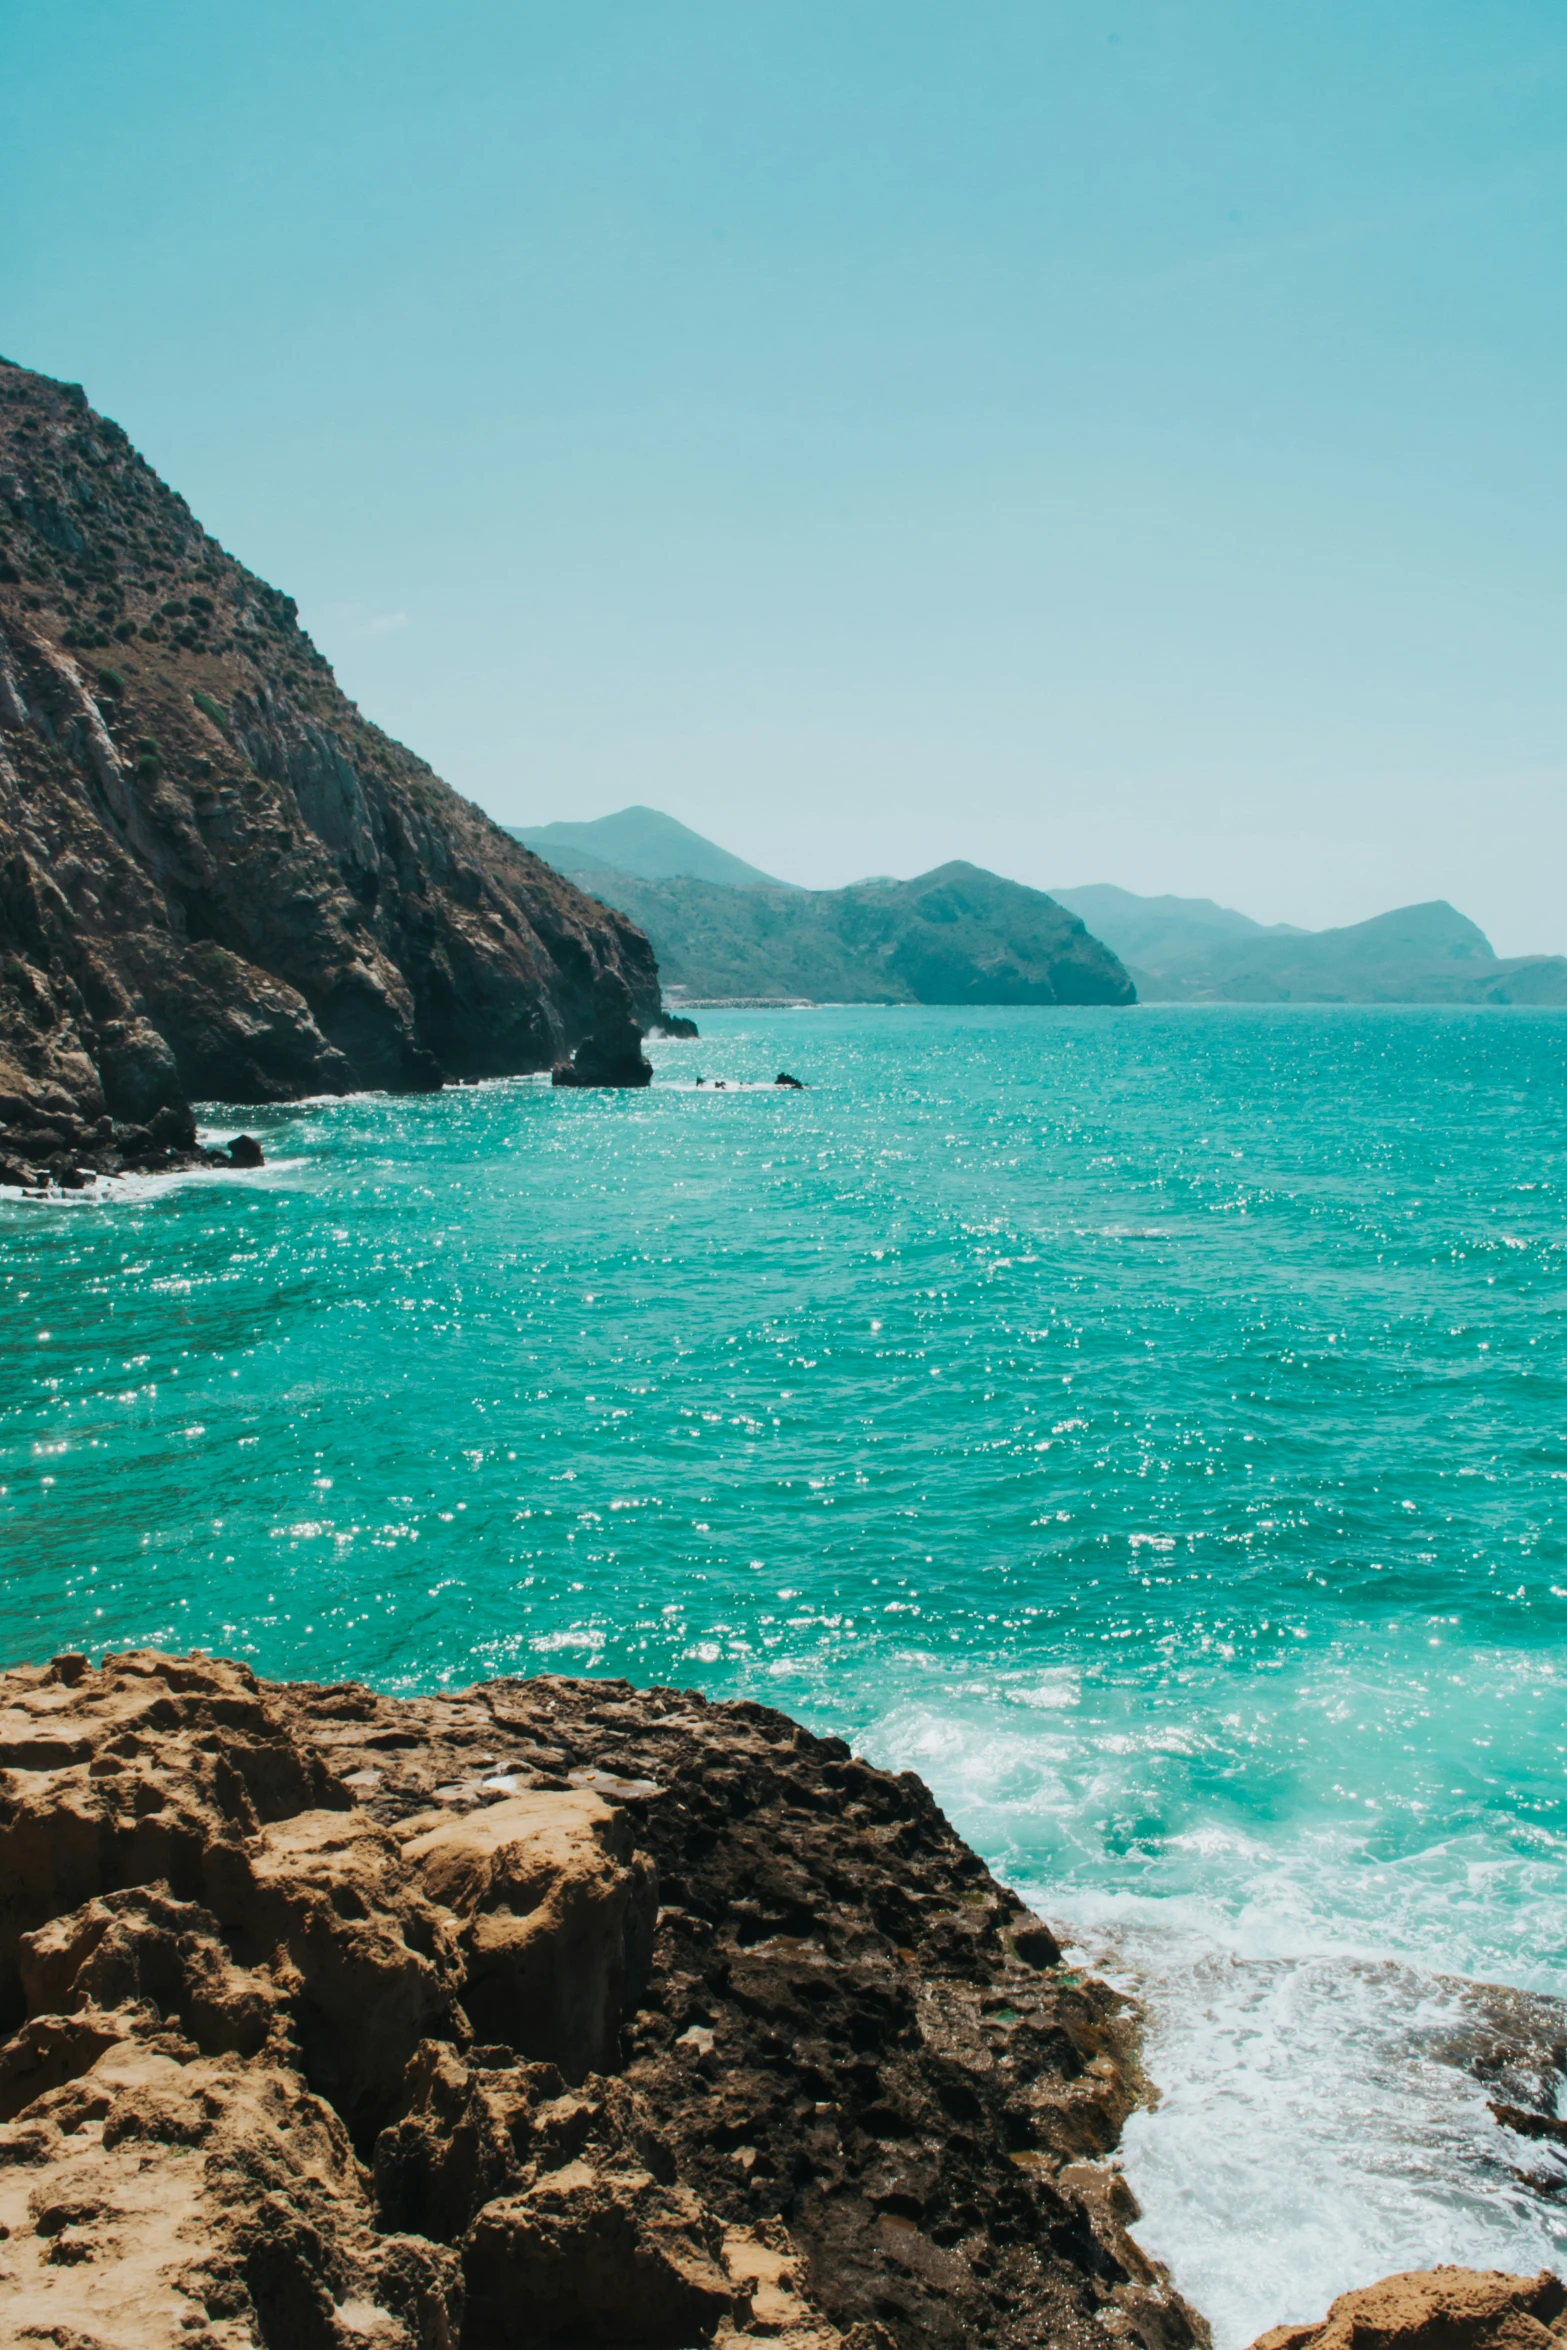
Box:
[863, 1683, 1567, 2350]
[1048, 1899, 1567, 2350]
[0, 1154, 310, 1209]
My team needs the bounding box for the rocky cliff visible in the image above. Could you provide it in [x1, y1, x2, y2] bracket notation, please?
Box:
[0, 1648, 1206, 2350]
[0, 360, 662, 1183]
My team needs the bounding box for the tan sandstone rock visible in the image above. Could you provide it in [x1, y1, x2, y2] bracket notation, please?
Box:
[0, 1654, 465, 2150]
[1249, 2267, 1567, 2350]
[461, 2160, 737, 2349]
[403, 1791, 657, 2082]
[0, 2035, 459, 2348]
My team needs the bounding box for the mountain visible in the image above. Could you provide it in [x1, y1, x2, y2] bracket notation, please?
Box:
[0, 360, 664, 1181]
[1052, 884, 1307, 966]
[511, 806, 791, 889]
[1051, 884, 1567, 1004]
[550, 855, 1135, 1006]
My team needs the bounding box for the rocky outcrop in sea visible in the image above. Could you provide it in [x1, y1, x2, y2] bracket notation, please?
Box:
[0, 361, 662, 1186]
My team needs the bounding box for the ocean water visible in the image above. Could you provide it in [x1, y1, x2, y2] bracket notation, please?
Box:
[3, 1004, 1565, 2342]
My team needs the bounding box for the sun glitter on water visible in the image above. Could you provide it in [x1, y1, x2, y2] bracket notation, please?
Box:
[3, 1002, 1566, 2342]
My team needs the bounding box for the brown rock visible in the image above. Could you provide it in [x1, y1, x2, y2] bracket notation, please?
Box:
[0, 1648, 347, 2009]
[278, 1668, 1206, 2350]
[373, 2040, 679, 2246]
[462, 2161, 736, 2348]
[18, 1883, 279, 2060]
[0, 2036, 461, 2348]
[1248, 2268, 1567, 2350]
[0, 1654, 460, 2147]
[404, 1790, 657, 2082]
[717, 2222, 847, 2348]
[375, 2040, 547, 2243]
[214, 1804, 464, 2142]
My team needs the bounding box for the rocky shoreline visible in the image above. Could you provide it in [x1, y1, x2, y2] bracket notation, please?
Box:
[0, 1650, 1202, 2349]
[0, 1649, 1558, 2350]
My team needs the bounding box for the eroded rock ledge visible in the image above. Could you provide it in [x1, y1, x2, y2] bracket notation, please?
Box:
[0, 1649, 1208, 2350]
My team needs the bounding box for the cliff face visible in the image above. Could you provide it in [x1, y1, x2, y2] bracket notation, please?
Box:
[541, 855, 1137, 1007]
[0, 1649, 1207, 2350]
[0, 360, 661, 1180]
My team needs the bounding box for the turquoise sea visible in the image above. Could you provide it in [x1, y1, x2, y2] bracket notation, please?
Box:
[4, 1004, 1565, 2342]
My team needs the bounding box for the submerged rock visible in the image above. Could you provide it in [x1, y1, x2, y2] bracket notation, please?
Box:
[0, 1648, 1207, 2350]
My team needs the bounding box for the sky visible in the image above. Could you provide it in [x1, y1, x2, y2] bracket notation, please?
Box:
[4, 3, 1564, 949]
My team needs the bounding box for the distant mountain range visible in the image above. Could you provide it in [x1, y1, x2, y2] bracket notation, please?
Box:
[1052, 885, 1567, 1004]
[510, 807, 1567, 1008]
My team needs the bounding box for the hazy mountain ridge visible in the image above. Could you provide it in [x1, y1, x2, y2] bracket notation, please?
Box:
[0, 361, 663, 1178]
[513, 805, 791, 889]
[1054, 885, 1567, 1004]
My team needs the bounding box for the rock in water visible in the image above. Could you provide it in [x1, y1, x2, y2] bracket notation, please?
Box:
[0, 1648, 1210, 2350]
[0, 361, 667, 1176]
[551, 1015, 654, 1088]
[1248, 2268, 1567, 2350]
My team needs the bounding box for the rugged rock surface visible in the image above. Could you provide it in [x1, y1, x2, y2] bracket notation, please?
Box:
[0, 360, 665, 1185]
[539, 855, 1136, 1008]
[1247, 2268, 1567, 2350]
[0, 1648, 1207, 2350]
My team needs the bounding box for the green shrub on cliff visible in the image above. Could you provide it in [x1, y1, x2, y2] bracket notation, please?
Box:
[188, 939, 244, 983]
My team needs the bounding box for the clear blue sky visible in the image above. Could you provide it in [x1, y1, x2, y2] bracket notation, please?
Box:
[5, 2, 1564, 946]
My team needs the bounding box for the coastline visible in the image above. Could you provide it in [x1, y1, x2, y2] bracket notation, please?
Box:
[0, 1648, 1206, 2350]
